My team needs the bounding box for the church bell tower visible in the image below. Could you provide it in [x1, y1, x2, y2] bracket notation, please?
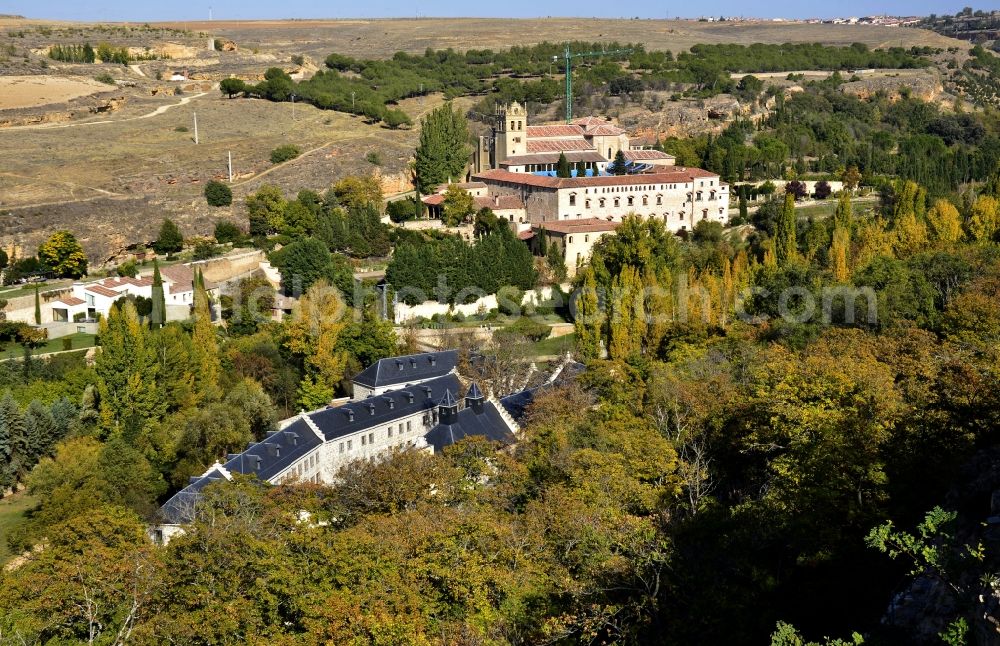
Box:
[494, 101, 526, 167]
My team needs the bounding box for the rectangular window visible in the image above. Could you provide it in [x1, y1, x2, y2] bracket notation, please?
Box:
[369, 432, 375, 444]
[361, 435, 367, 446]
[407, 421, 412, 431]
[398, 423, 404, 434]
[347, 440, 352, 450]
[388, 426, 393, 437]
[339, 442, 344, 454]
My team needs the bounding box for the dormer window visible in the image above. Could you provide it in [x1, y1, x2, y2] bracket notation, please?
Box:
[346, 409, 355, 422]
[384, 397, 394, 410]
[396, 359, 403, 370]
[403, 391, 414, 403]
[429, 356, 436, 366]
[368, 403, 376, 416]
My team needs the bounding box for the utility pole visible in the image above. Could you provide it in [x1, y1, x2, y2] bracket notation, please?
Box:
[193, 111, 199, 144]
[227, 150, 233, 182]
[561, 45, 633, 123]
[291, 93, 296, 121]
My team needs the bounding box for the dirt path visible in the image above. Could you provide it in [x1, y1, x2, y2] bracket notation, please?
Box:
[0, 85, 217, 133]
[0, 171, 122, 199]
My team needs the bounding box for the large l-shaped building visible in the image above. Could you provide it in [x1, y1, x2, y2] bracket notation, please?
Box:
[153, 350, 531, 542]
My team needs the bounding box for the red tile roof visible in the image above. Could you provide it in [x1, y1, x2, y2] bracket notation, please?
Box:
[421, 194, 445, 206]
[526, 125, 585, 138]
[623, 150, 676, 161]
[473, 195, 524, 211]
[585, 124, 626, 136]
[85, 284, 120, 298]
[526, 138, 594, 153]
[473, 167, 719, 190]
[518, 230, 535, 241]
[500, 151, 605, 166]
[56, 296, 86, 307]
[435, 181, 486, 193]
[534, 218, 621, 235]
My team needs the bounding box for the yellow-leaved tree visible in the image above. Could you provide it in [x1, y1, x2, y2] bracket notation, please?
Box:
[284, 279, 349, 410]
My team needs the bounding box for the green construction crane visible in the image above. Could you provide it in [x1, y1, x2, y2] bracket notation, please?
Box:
[558, 44, 633, 123]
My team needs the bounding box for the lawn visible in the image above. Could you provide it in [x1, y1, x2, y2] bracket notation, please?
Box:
[0, 333, 96, 360]
[0, 491, 37, 565]
[529, 333, 576, 358]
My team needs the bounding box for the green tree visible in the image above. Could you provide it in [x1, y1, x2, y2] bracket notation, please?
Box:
[441, 184, 475, 226]
[151, 260, 166, 329]
[214, 220, 244, 245]
[575, 266, 603, 360]
[37, 230, 87, 278]
[556, 152, 572, 178]
[153, 218, 183, 255]
[610, 149, 629, 175]
[219, 77, 246, 98]
[191, 274, 221, 402]
[204, 179, 233, 207]
[414, 103, 470, 194]
[775, 192, 798, 265]
[95, 300, 161, 439]
[331, 175, 384, 211]
[246, 185, 287, 236]
[271, 237, 352, 296]
[575, 160, 588, 178]
[33, 285, 41, 325]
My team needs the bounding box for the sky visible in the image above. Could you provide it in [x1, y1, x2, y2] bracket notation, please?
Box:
[2, 1, 983, 23]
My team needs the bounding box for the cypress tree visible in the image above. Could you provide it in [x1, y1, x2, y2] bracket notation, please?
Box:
[575, 160, 588, 178]
[34, 285, 41, 325]
[556, 153, 572, 178]
[151, 260, 166, 328]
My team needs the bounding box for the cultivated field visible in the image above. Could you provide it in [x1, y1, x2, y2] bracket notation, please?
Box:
[144, 18, 964, 59]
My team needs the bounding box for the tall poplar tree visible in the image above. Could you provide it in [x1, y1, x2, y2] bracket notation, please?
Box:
[414, 103, 470, 195]
[191, 271, 221, 402]
[575, 266, 603, 360]
[95, 301, 161, 440]
[775, 193, 797, 266]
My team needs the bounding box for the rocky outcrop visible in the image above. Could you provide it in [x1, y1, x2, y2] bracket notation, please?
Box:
[841, 75, 944, 103]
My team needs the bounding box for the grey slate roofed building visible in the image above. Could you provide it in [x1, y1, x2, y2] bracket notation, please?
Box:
[351, 350, 459, 397]
[152, 352, 567, 542]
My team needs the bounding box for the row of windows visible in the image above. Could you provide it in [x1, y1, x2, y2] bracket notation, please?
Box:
[338, 420, 414, 453]
[570, 191, 721, 209]
[588, 183, 685, 194]
[562, 207, 724, 228]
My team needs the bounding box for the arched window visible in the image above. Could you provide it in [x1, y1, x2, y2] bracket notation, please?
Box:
[599, 198, 606, 208]
[569, 193, 576, 206]
[585, 199, 591, 209]
[584, 234, 590, 243]
[568, 235, 574, 243]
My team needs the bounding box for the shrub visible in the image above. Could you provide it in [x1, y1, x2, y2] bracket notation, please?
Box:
[62, 337, 73, 351]
[270, 144, 301, 164]
[365, 151, 383, 166]
[94, 72, 115, 85]
[192, 240, 220, 261]
[503, 317, 550, 341]
[204, 180, 233, 207]
[291, 54, 304, 66]
[116, 260, 138, 278]
[174, 125, 188, 132]
[387, 197, 419, 223]
[214, 220, 244, 245]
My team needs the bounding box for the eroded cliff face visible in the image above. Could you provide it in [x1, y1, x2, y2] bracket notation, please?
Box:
[841, 75, 944, 103]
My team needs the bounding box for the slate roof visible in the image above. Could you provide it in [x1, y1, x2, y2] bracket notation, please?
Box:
[311, 374, 460, 442]
[222, 418, 324, 482]
[158, 465, 232, 524]
[423, 401, 516, 453]
[500, 390, 535, 421]
[352, 350, 458, 389]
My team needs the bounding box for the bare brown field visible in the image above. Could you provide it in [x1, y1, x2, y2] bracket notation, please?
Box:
[144, 18, 965, 59]
[0, 75, 111, 110]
